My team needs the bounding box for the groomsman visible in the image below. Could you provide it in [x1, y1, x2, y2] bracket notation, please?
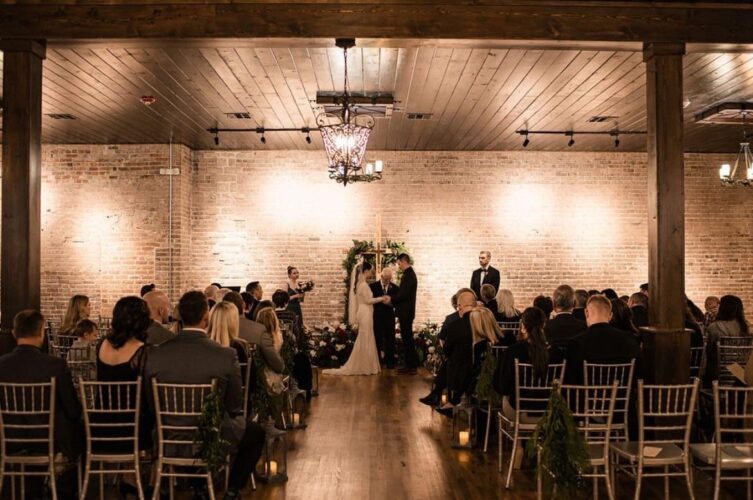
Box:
[470, 250, 500, 299]
[370, 268, 399, 369]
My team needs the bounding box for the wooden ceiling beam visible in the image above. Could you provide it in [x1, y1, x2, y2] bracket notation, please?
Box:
[2, 3, 753, 44]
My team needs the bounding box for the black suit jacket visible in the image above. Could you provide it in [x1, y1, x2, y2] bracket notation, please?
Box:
[565, 322, 643, 384]
[572, 308, 586, 322]
[393, 267, 417, 321]
[0, 345, 83, 459]
[370, 280, 398, 325]
[545, 313, 586, 350]
[631, 306, 649, 329]
[470, 265, 501, 299]
[444, 314, 474, 394]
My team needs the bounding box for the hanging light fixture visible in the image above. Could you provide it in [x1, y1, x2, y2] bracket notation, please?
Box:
[719, 111, 753, 186]
[318, 38, 383, 186]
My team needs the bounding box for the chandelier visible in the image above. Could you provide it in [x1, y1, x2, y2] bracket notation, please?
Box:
[719, 111, 753, 187]
[317, 39, 383, 186]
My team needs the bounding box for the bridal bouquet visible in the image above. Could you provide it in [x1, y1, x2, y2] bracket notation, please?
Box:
[298, 280, 316, 293]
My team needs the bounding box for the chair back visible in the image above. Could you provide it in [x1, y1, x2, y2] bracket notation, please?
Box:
[717, 344, 753, 386]
[719, 336, 753, 348]
[67, 344, 97, 388]
[513, 360, 566, 418]
[0, 379, 56, 461]
[637, 379, 699, 451]
[712, 381, 753, 451]
[79, 378, 141, 457]
[689, 346, 704, 379]
[50, 334, 79, 358]
[498, 321, 521, 336]
[559, 381, 619, 461]
[152, 379, 215, 461]
[239, 344, 256, 419]
[583, 360, 635, 432]
[490, 344, 508, 359]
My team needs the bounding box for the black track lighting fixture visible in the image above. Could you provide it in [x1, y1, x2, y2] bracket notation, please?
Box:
[213, 131, 220, 146]
[304, 127, 312, 144]
[515, 128, 645, 149]
[522, 131, 530, 148]
[614, 135, 620, 148]
[260, 133, 266, 144]
[567, 132, 575, 147]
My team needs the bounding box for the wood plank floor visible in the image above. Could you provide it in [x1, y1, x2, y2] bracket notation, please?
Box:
[250, 370, 731, 500]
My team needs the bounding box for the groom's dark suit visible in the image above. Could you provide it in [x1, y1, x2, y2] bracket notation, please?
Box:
[392, 266, 418, 370]
[370, 279, 398, 367]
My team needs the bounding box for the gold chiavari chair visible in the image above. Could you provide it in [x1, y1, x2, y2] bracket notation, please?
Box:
[583, 360, 635, 440]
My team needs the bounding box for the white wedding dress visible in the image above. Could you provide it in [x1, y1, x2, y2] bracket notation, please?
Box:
[326, 279, 381, 376]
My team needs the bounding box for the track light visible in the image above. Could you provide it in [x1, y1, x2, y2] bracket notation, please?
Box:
[260, 133, 266, 144]
[567, 132, 575, 147]
[306, 132, 312, 144]
[213, 132, 220, 146]
[614, 136, 620, 148]
[522, 131, 530, 148]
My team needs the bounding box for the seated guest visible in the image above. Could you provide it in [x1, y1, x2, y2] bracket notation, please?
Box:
[601, 288, 618, 300]
[639, 283, 649, 296]
[532, 295, 553, 319]
[143, 290, 176, 346]
[245, 282, 263, 320]
[687, 297, 705, 324]
[684, 305, 704, 348]
[587, 289, 600, 297]
[480, 284, 498, 315]
[0, 310, 83, 460]
[704, 294, 749, 385]
[96, 297, 152, 495]
[628, 292, 649, 329]
[208, 301, 250, 366]
[495, 288, 521, 323]
[60, 294, 91, 335]
[610, 298, 640, 338]
[465, 307, 501, 395]
[572, 289, 588, 321]
[144, 291, 265, 499]
[257, 308, 284, 356]
[272, 289, 302, 336]
[565, 294, 643, 384]
[619, 295, 630, 304]
[493, 306, 560, 419]
[204, 284, 219, 308]
[544, 285, 586, 351]
[139, 283, 156, 297]
[271, 289, 313, 396]
[704, 295, 720, 326]
[439, 289, 471, 342]
[254, 300, 275, 321]
[240, 292, 254, 317]
[224, 292, 284, 374]
[439, 290, 478, 411]
[67, 319, 99, 365]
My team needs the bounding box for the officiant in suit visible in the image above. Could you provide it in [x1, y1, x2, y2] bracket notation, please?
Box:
[470, 250, 500, 299]
[370, 267, 399, 369]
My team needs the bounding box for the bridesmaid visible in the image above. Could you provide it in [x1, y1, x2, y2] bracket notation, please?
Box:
[286, 266, 305, 322]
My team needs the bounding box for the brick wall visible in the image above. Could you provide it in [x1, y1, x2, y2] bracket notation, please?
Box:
[0, 146, 746, 327]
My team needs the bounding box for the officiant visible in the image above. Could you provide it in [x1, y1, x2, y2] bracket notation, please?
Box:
[370, 267, 399, 369]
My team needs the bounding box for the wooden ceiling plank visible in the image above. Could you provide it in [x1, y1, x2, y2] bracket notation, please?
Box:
[384, 47, 417, 150]
[257, 48, 309, 147]
[308, 47, 334, 92]
[178, 47, 247, 120]
[395, 46, 435, 150]
[289, 47, 324, 148]
[377, 47, 398, 94]
[362, 47, 380, 94]
[404, 47, 453, 151]
[419, 48, 488, 150]
[487, 50, 611, 150]
[220, 48, 280, 129]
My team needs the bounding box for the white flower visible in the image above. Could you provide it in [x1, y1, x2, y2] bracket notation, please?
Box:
[339, 323, 347, 330]
[428, 346, 436, 354]
[331, 355, 338, 360]
[309, 350, 317, 357]
[319, 341, 326, 347]
[335, 344, 345, 351]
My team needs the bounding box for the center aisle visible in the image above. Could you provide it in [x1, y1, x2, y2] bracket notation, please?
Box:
[254, 369, 524, 500]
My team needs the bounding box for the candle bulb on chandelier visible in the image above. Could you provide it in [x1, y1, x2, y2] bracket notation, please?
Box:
[720, 163, 732, 179]
[375, 160, 384, 173]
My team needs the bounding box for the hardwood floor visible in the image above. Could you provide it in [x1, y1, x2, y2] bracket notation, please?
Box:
[250, 370, 730, 500]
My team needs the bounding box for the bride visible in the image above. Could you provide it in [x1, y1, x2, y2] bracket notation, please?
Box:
[326, 261, 387, 376]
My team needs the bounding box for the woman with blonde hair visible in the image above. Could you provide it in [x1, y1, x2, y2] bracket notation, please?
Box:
[495, 289, 521, 323]
[470, 307, 503, 345]
[257, 307, 283, 353]
[207, 301, 249, 367]
[60, 294, 91, 335]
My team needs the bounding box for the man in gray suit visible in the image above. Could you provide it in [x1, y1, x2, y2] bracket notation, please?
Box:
[144, 291, 265, 499]
[224, 292, 285, 374]
[143, 290, 176, 346]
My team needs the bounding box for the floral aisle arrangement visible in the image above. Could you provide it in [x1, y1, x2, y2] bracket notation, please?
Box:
[309, 324, 358, 368]
[396, 322, 442, 374]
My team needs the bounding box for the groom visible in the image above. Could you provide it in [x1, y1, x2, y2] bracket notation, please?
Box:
[391, 253, 418, 375]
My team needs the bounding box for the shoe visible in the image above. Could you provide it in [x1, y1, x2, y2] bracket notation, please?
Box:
[397, 367, 417, 375]
[419, 394, 439, 407]
[224, 489, 240, 500]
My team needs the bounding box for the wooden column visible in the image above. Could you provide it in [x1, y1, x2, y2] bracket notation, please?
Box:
[1, 40, 46, 331]
[641, 42, 689, 384]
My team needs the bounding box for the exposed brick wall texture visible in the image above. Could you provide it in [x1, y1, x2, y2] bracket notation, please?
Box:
[0, 146, 744, 327]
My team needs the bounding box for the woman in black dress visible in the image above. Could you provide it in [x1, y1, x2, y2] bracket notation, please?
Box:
[286, 266, 306, 321]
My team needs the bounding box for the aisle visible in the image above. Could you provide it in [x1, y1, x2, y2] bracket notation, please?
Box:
[254, 369, 531, 500]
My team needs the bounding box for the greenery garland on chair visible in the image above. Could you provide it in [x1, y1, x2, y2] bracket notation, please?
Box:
[251, 349, 275, 423]
[526, 381, 590, 499]
[341, 239, 410, 324]
[194, 389, 230, 474]
[473, 349, 501, 407]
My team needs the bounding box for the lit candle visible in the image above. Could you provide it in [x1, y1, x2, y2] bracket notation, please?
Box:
[269, 461, 278, 476]
[440, 394, 447, 405]
[459, 431, 470, 446]
[293, 413, 300, 425]
[720, 163, 732, 179]
[375, 160, 384, 173]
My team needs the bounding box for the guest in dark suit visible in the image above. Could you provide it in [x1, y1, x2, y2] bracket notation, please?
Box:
[440, 290, 478, 408]
[565, 294, 643, 384]
[245, 282, 263, 320]
[145, 291, 265, 499]
[224, 292, 285, 374]
[470, 250, 501, 300]
[628, 292, 649, 329]
[143, 289, 176, 346]
[544, 285, 586, 352]
[391, 254, 418, 374]
[480, 284, 498, 315]
[370, 267, 399, 368]
[572, 289, 588, 321]
[0, 310, 83, 498]
[533, 295, 554, 319]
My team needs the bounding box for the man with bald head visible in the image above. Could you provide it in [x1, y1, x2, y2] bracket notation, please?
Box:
[439, 289, 478, 413]
[565, 294, 642, 384]
[370, 267, 399, 368]
[144, 290, 176, 346]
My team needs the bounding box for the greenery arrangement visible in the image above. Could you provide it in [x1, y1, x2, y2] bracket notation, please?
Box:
[526, 383, 590, 498]
[473, 349, 501, 406]
[194, 389, 230, 474]
[251, 349, 275, 422]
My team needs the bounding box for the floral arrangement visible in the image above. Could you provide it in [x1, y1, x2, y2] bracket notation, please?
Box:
[297, 280, 316, 293]
[194, 389, 230, 474]
[309, 323, 358, 368]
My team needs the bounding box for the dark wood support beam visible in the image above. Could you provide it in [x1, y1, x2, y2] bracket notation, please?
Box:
[641, 42, 689, 384]
[1, 39, 46, 331]
[1, 3, 753, 43]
